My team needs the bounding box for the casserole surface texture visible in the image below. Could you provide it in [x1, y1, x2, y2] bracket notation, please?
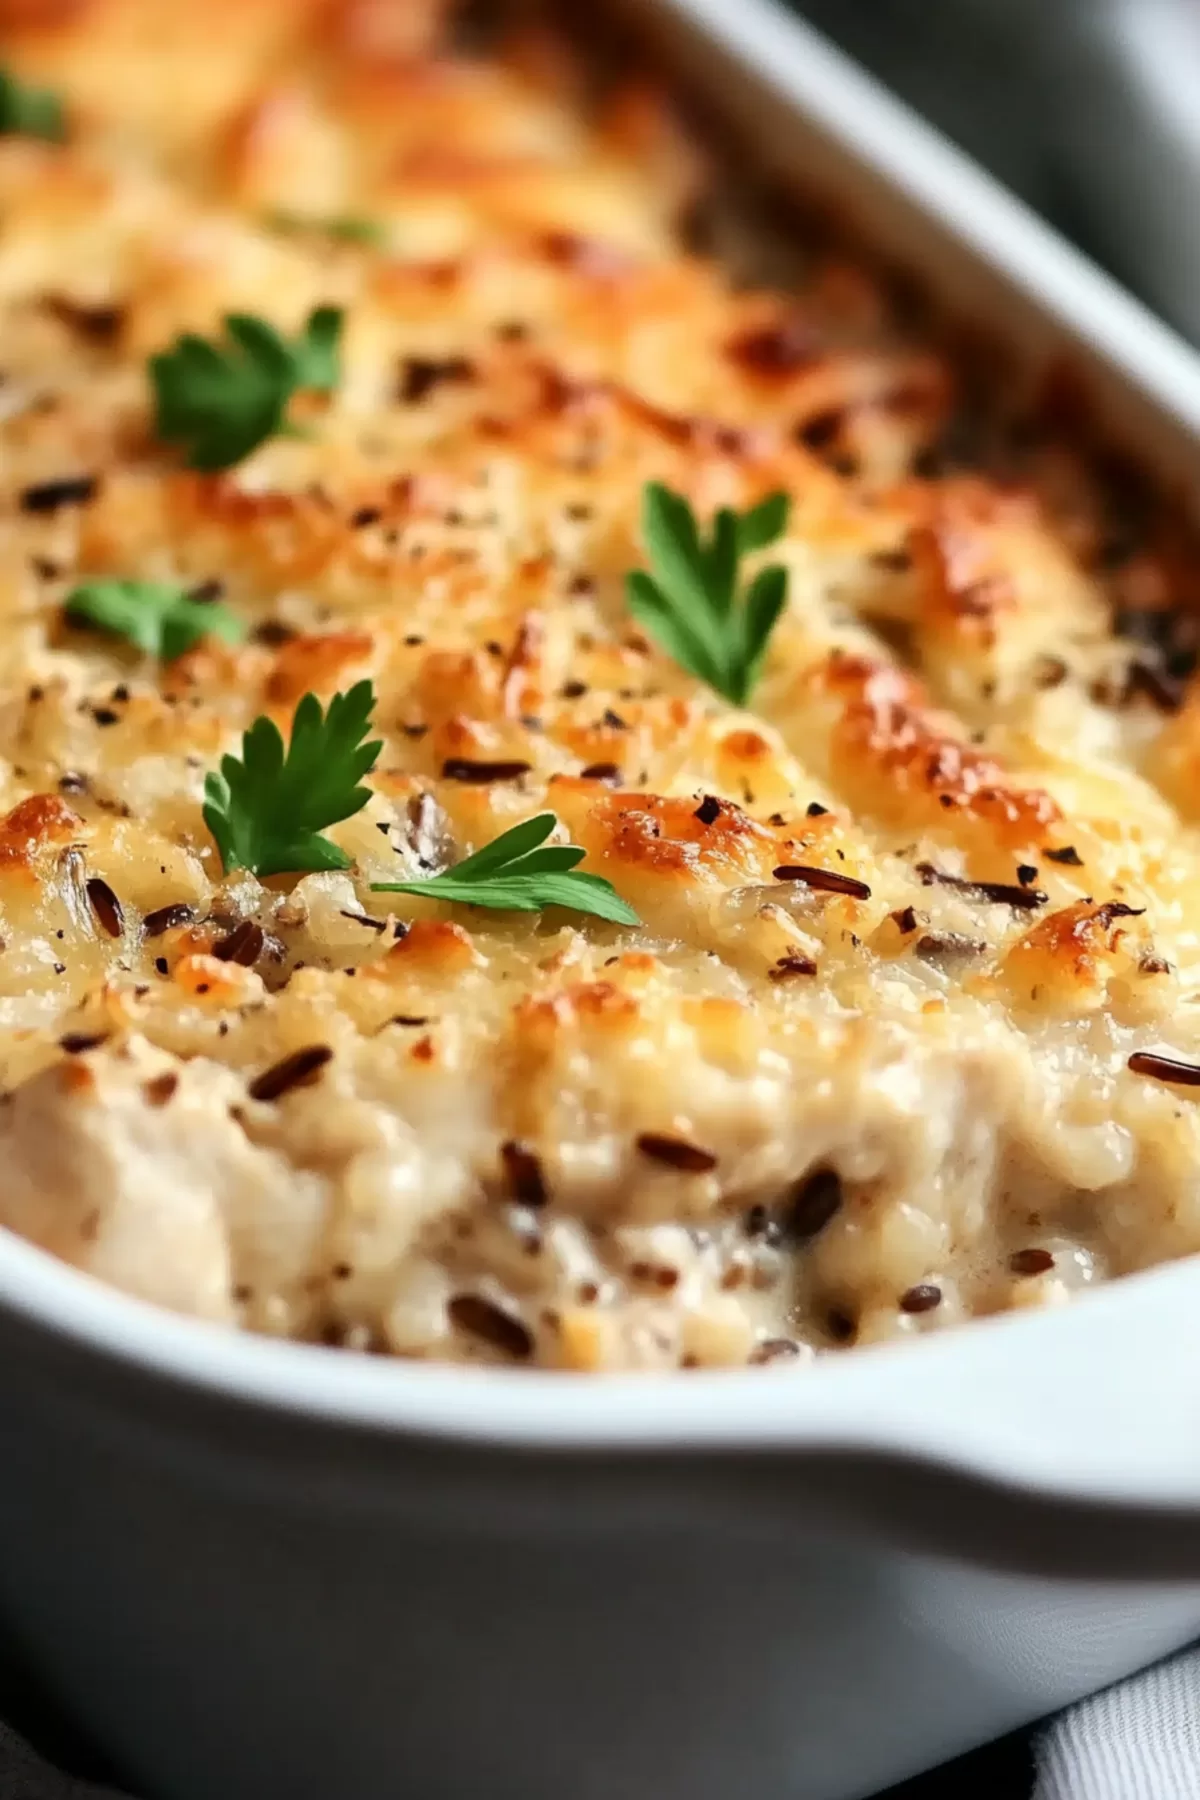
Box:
[1, 0, 1200, 1372]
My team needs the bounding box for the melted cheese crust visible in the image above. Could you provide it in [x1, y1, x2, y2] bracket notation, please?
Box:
[0, 0, 1197, 1369]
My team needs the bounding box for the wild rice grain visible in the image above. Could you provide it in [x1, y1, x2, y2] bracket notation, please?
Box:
[142, 904, 197, 938]
[1010, 1247, 1055, 1276]
[1128, 1050, 1200, 1086]
[441, 757, 532, 783]
[500, 1139, 549, 1208]
[85, 877, 123, 938]
[248, 1045, 333, 1102]
[772, 864, 871, 900]
[212, 920, 265, 965]
[448, 1294, 533, 1360]
[916, 864, 1047, 909]
[20, 474, 97, 514]
[636, 1132, 718, 1173]
[787, 1168, 843, 1239]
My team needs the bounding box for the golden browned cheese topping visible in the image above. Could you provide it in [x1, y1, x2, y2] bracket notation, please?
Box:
[0, 0, 1198, 1369]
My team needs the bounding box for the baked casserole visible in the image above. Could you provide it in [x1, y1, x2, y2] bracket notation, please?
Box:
[0, 0, 1197, 1372]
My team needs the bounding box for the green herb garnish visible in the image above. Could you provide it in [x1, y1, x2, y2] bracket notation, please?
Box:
[0, 67, 64, 142]
[150, 305, 343, 471]
[204, 680, 381, 877]
[200, 678, 638, 921]
[372, 812, 639, 925]
[626, 481, 791, 706]
[265, 209, 387, 248]
[65, 577, 246, 661]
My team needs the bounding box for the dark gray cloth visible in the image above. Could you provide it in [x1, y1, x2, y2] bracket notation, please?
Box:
[0, 1725, 121, 1800]
[0, 1707, 1037, 1799]
[0, 1607, 1036, 1797]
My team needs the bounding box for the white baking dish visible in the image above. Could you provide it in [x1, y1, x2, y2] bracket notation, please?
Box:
[5, 4, 1200, 1798]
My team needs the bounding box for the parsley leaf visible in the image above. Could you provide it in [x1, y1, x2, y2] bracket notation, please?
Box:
[0, 67, 64, 141]
[626, 482, 791, 706]
[204, 680, 382, 878]
[265, 209, 388, 248]
[150, 305, 344, 471]
[372, 813, 640, 925]
[65, 577, 246, 660]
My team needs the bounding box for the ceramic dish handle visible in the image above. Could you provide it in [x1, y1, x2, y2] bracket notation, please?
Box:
[3, 1220, 1200, 1583]
[696, 1258, 1200, 1579]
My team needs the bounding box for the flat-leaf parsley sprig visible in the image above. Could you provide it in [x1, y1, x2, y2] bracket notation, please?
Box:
[373, 813, 640, 925]
[204, 680, 381, 878]
[201, 682, 639, 919]
[626, 481, 791, 707]
[65, 577, 246, 660]
[265, 209, 388, 248]
[150, 305, 344, 471]
[0, 67, 64, 142]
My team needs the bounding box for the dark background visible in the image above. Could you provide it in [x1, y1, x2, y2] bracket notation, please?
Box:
[789, 0, 1196, 339]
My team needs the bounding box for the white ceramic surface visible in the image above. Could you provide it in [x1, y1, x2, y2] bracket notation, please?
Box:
[4, 5, 1200, 1797]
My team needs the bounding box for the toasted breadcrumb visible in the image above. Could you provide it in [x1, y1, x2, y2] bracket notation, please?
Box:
[0, 1, 1194, 1368]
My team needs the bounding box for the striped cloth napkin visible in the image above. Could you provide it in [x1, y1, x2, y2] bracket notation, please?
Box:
[5, 1648, 1200, 1799]
[1034, 1649, 1200, 1800]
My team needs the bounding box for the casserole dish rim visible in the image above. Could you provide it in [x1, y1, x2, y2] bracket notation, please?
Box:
[5, 1216, 1200, 1530]
[652, 0, 1200, 442]
[4, 0, 1200, 1538]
